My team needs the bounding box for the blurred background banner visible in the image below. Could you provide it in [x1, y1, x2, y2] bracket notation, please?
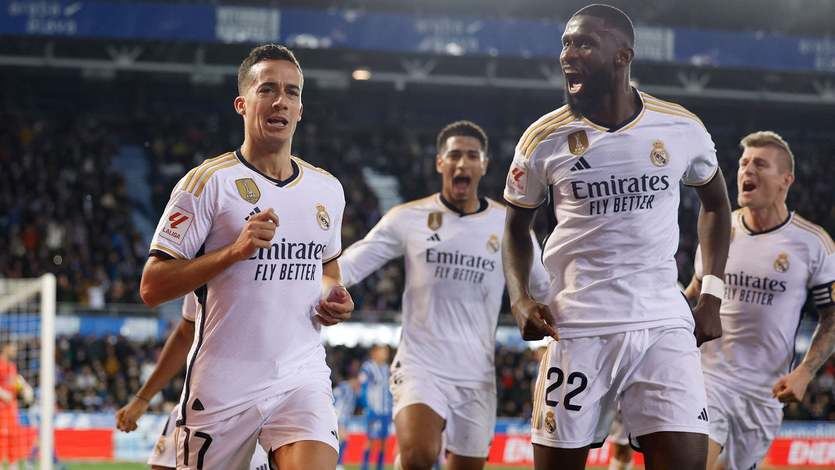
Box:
[2, 0, 835, 71]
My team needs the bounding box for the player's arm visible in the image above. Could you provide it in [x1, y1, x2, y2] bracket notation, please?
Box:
[503, 205, 558, 341]
[691, 169, 732, 346]
[315, 259, 355, 326]
[115, 318, 195, 432]
[684, 275, 700, 303]
[338, 211, 405, 288]
[140, 209, 278, 307]
[772, 304, 835, 402]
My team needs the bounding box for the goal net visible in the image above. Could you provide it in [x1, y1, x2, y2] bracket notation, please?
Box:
[0, 274, 55, 470]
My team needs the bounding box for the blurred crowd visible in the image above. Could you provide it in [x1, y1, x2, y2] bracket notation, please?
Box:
[2, 80, 832, 311]
[11, 334, 826, 422]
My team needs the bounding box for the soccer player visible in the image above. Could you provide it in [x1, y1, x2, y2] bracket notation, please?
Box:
[685, 131, 835, 470]
[139, 44, 353, 470]
[359, 345, 393, 470]
[502, 5, 732, 470]
[1, 340, 25, 467]
[115, 294, 269, 470]
[339, 120, 550, 470]
[333, 375, 360, 470]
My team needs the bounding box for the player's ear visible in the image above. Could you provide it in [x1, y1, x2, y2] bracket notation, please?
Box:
[298, 103, 303, 121]
[435, 154, 444, 174]
[615, 47, 634, 67]
[234, 96, 246, 116]
[481, 155, 489, 175]
[782, 171, 795, 190]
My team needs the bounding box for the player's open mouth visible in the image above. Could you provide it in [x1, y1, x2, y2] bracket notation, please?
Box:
[452, 175, 471, 192]
[741, 180, 757, 194]
[564, 72, 584, 94]
[266, 116, 288, 128]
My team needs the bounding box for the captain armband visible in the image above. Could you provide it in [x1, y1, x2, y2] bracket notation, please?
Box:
[811, 281, 835, 308]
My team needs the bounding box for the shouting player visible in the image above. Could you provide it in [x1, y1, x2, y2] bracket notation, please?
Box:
[340, 120, 549, 470]
[502, 4, 731, 470]
[686, 131, 835, 470]
[139, 44, 353, 469]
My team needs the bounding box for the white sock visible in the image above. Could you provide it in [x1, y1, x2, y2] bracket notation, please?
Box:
[608, 457, 633, 470]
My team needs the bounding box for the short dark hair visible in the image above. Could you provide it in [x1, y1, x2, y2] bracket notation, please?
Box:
[436, 120, 489, 155]
[572, 4, 634, 47]
[237, 44, 302, 94]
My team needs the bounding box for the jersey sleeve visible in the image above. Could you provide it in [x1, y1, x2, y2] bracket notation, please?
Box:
[181, 292, 198, 322]
[808, 233, 835, 309]
[323, 183, 346, 263]
[149, 175, 217, 260]
[682, 125, 719, 186]
[503, 139, 549, 209]
[528, 232, 551, 303]
[339, 208, 406, 287]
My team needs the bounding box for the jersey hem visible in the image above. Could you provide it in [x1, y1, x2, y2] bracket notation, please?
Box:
[555, 318, 694, 339]
[149, 243, 185, 260]
[503, 196, 543, 209]
[683, 165, 719, 187]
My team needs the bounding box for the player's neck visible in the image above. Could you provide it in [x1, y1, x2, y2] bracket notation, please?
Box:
[585, 84, 638, 129]
[742, 203, 789, 233]
[239, 139, 295, 180]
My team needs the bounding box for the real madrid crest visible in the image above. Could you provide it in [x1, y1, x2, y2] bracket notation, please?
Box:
[650, 139, 669, 167]
[487, 234, 500, 253]
[773, 252, 790, 273]
[235, 178, 261, 204]
[315, 203, 331, 230]
[567, 130, 589, 156]
[544, 410, 556, 434]
[427, 211, 443, 231]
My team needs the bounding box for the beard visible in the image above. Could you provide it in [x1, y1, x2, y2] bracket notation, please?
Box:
[564, 66, 615, 118]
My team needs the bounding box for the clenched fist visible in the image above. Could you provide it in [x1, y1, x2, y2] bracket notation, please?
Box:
[228, 209, 279, 261]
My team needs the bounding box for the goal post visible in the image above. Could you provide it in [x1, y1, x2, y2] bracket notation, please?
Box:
[0, 274, 55, 470]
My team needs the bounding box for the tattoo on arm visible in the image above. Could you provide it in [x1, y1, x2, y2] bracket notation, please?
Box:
[801, 305, 835, 375]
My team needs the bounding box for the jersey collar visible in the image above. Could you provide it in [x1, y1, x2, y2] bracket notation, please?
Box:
[738, 210, 793, 236]
[438, 193, 489, 217]
[235, 149, 301, 187]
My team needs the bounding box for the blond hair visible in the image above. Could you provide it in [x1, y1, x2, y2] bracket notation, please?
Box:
[740, 130, 794, 174]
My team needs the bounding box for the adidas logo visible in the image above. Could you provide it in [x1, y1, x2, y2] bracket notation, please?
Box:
[569, 157, 591, 172]
[244, 206, 262, 221]
[697, 408, 708, 422]
[426, 233, 441, 242]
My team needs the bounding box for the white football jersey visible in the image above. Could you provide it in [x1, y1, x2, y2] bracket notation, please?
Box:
[340, 194, 550, 386]
[504, 90, 718, 339]
[697, 211, 835, 403]
[149, 150, 344, 425]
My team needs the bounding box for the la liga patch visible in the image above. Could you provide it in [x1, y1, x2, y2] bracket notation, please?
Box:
[159, 206, 194, 245]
